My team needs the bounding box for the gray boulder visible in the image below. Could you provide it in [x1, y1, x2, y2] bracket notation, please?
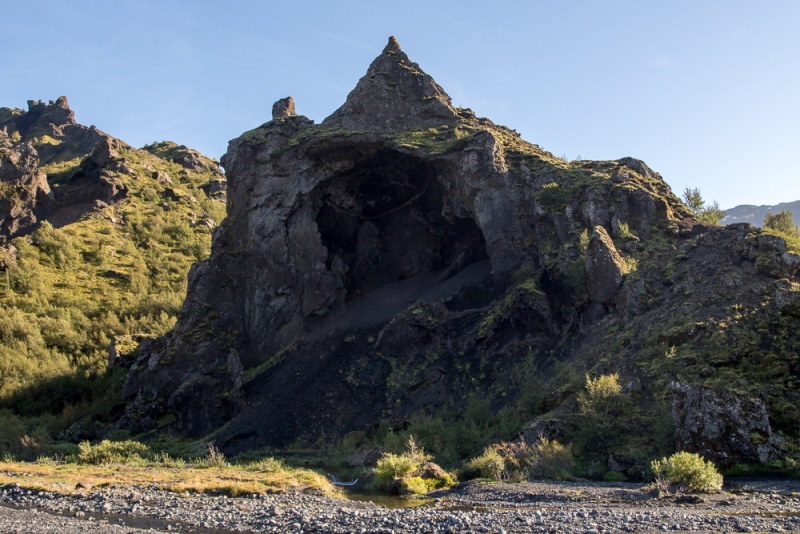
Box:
[670, 381, 784, 468]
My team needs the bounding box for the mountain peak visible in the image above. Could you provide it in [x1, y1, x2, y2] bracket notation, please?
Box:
[383, 35, 402, 54]
[322, 36, 458, 132]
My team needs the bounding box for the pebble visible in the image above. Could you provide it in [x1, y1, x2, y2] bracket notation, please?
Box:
[0, 478, 798, 533]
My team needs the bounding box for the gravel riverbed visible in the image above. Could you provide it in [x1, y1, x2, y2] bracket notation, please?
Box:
[1, 479, 799, 533]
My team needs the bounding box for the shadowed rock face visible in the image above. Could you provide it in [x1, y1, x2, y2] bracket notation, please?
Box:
[118, 38, 800, 459]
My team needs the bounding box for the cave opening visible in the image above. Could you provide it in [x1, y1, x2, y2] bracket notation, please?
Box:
[314, 149, 488, 301]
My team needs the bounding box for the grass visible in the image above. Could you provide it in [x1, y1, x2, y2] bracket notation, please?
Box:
[0, 138, 227, 445]
[0, 459, 340, 497]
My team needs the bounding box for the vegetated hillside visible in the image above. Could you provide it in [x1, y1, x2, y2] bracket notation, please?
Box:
[118, 37, 800, 478]
[722, 201, 800, 227]
[0, 98, 226, 445]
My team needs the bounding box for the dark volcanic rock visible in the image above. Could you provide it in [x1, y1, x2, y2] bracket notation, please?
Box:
[118, 37, 798, 465]
[585, 225, 625, 305]
[670, 381, 784, 468]
[322, 36, 459, 133]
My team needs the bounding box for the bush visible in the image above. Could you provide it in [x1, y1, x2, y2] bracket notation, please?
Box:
[371, 436, 432, 490]
[77, 439, 151, 465]
[374, 453, 420, 483]
[528, 437, 574, 480]
[764, 210, 795, 233]
[650, 451, 723, 493]
[397, 472, 456, 495]
[464, 446, 505, 480]
[578, 373, 622, 415]
[194, 442, 228, 469]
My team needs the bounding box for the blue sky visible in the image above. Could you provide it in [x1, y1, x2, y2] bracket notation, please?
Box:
[1, 0, 798, 209]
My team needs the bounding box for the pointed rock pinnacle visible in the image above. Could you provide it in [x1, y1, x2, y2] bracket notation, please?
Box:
[323, 36, 458, 133]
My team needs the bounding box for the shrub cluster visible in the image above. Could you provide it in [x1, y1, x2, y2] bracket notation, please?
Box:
[651, 451, 723, 493]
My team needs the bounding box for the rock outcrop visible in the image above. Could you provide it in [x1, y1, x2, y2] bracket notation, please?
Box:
[117, 38, 800, 468]
[0, 97, 128, 236]
[670, 381, 784, 468]
[271, 97, 296, 119]
[585, 226, 625, 305]
[0, 141, 54, 236]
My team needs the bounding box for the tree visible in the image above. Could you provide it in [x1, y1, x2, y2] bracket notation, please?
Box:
[682, 188, 704, 216]
[681, 187, 726, 225]
[764, 210, 795, 233]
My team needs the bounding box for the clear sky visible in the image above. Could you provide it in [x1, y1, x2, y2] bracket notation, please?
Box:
[1, 0, 798, 209]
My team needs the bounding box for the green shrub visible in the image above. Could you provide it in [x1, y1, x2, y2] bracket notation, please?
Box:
[528, 437, 574, 480]
[371, 436, 432, 490]
[197, 443, 228, 469]
[535, 182, 571, 210]
[375, 453, 420, 482]
[155, 452, 186, 469]
[464, 446, 505, 480]
[578, 373, 623, 416]
[651, 451, 723, 493]
[77, 439, 151, 465]
[398, 476, 428, 495]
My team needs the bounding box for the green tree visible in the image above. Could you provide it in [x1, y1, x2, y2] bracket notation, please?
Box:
[681, 187, 726, 225]
[764, 210, 795, 233]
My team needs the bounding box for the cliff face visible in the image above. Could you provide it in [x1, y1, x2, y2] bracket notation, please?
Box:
[119, 38, 800, 468]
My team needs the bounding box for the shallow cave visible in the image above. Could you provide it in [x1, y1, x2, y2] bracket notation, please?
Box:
[314, 149, 488, 301]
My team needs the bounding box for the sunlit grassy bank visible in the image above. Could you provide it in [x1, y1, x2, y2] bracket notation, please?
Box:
[0, 459, 339, 497]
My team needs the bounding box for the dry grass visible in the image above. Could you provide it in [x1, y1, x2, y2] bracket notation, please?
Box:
[0, 460, 341, 497]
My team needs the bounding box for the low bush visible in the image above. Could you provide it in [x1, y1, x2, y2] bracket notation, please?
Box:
[650, 451, 723, 493]
[77, 439, 150, 465]
[371, 436, 433, 491]
[464, 446, 505, 480]
[397, 472, 456, 495]
[528, 437, 574, 480]
[374, 453, 421, 484]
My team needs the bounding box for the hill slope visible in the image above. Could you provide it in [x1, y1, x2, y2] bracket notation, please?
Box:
[118, 37, 800, 476]
[0, 98, 226, 435]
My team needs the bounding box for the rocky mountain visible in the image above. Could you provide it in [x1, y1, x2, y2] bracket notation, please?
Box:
[722, 201, 800, 227]
[111, 37, 799, 474]
[0, 97, 226, 418]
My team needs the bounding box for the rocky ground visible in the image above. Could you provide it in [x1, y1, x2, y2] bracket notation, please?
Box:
[1, 479, 799, 533]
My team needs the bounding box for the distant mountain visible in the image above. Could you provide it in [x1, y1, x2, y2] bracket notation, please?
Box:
[721, 201, 800, 227]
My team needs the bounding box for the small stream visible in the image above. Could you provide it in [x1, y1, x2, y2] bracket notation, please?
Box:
[323, 465, 435, 509]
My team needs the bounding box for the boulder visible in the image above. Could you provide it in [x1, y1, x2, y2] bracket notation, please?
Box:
[585, 226, 625, 304]
[774, 279, 800, 315]
[669, 381, 784, 468]
[153, 170, 172, 185]
[271, 97, 296, 119]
